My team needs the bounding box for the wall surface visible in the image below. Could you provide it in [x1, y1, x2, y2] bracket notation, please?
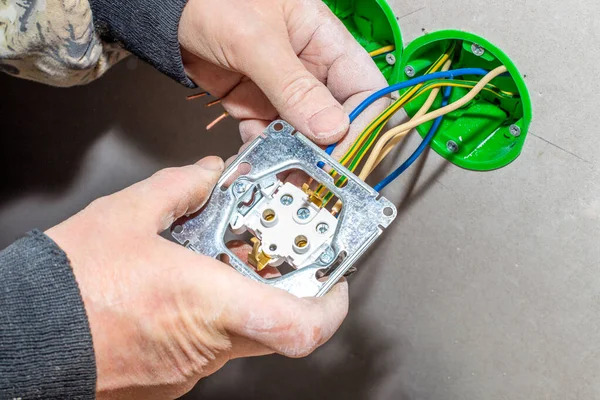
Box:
[1, 0, 598, 399]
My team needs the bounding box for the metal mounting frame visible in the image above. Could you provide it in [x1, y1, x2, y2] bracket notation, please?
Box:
[171, 120, 397, 298]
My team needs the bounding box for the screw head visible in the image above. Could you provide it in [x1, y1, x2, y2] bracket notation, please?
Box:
[316, 223, 329, 234]
[509, 124, 521, 137]
[233, 181, 246, 195]
[446, 140, 459, 153]
[386, 53, 396, 65]
[280, 195, 293, 206]
[297, 208, 311, 220]
[319, 246, 335, 265]
[471, 43, 485, 57]
[404, 65, 416, 77]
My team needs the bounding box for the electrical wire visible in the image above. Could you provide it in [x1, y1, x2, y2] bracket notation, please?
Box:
[331, 47, 455, 167]
[412, 79, 519, 100]
[373, 86, 453, 192]
[325, 67, 493, 156]
[206, 112, 229, 130]
[363, 76, 519, 177]
[205, 99, 222, 108]
[186, 92, 210, 100]
[367, 60, 454, 175]
[321, 60, 452, 207]
[358, 65, 508, 181]
[316, 49, 455, 200]
[369, 45, 395, 57]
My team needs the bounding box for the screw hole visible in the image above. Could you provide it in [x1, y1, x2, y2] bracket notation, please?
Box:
[294, 235, 308, 248]
[173, 225, 183, 234]
[383, 207, 394, 217]
[269, 244, 277, 251]
[262, 209, 276, 221]
[273, 122, 284, 132]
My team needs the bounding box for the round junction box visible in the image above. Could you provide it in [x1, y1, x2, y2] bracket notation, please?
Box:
[325, 0, 532, 171]
[399, 30, 532, 171]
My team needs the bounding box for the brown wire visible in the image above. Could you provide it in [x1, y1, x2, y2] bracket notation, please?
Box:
[206, 112, 230, 130]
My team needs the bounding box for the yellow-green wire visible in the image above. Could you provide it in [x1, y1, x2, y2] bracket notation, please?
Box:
[316, 44, 459, 201]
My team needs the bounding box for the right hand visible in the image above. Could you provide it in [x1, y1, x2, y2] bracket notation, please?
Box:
[46, 156, 348, 400]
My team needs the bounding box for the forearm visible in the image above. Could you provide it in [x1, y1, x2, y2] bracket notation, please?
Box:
[0, 0, 128, 87]
[0, 231, 96, 399]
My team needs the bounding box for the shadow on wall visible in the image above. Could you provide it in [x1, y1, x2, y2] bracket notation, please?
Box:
[0, 60, 240, 207]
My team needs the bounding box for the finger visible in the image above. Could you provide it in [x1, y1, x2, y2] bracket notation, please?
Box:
[289, 0, 388, 106]
[332, 95, 391, 160]
[234, 29, 348, 145]
[220, 273, 349, 358]
[182, 49, 243, 99]
[239, 119, 271, 144]
[167, 242, 348, 359]
[221, 80, 278, 122]
[287, 0, 389, 155]
[229, 335, 274, 359]
[126, 156, 225, 232]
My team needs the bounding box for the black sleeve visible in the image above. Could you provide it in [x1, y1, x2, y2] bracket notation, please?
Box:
[89, 0, 196, 88]
[0, 231, 96, 400]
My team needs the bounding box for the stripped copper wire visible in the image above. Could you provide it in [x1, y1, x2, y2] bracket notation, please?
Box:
[206, 112, 230, 130]
[186, 92, 209, 100]
[205, 99, 222, 108]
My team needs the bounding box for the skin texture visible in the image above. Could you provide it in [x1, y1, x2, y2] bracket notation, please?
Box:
[47, 157, 348, 400]
[46, 0, 389, 398]
[179, 0, 389, 156]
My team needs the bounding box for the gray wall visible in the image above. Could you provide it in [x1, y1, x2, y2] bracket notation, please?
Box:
[1, 0, 598, 398]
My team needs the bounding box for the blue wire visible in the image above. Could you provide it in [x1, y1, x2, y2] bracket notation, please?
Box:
[325, 68, 490, 155]
[373, 86, 453, 192]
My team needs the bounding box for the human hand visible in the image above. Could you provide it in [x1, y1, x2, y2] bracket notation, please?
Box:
[178, 0, 389, 155]
[46, 156, 348, 400]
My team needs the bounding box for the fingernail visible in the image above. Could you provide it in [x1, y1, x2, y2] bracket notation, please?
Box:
[308, 107, 349, 143]
[197, 156, 224, 171]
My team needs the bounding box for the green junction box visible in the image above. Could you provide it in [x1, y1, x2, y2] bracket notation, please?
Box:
[323, 0, 532, 171]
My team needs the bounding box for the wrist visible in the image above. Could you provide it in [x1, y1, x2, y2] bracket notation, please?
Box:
[90, 0, 196, 87]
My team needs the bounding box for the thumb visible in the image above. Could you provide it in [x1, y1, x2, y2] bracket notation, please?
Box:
[242, 38, 349, 145]
[126, 156, 225, 232]
[214, 261, 349, 358]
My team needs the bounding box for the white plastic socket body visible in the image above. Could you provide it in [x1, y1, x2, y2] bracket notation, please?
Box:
[228, 182, 338, 269]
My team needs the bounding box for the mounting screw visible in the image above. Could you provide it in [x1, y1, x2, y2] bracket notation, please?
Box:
[319, 246, 335, 265]
[316, 223, 329, 234]
[280, 195, 293, 206]
[471, 43, 485, 57]
[404, 65, 416, 77]
[509, 124, 521, 137]
[297, 208, 311, 220]
[386, 53, 396, 66]
[446, 140, 459, 153]
[233, 181, 246, 195]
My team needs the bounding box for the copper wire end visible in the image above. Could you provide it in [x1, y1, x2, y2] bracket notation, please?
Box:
[206, 112, 230, 130]
[186, 92, 209, 101]
[205, 99, 222, 108]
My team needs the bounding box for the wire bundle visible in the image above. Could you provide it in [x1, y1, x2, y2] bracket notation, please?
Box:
[310, 41, 516, 212]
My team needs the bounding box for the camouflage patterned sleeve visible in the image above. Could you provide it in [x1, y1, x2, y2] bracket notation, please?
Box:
[0, 0, 129, 87]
